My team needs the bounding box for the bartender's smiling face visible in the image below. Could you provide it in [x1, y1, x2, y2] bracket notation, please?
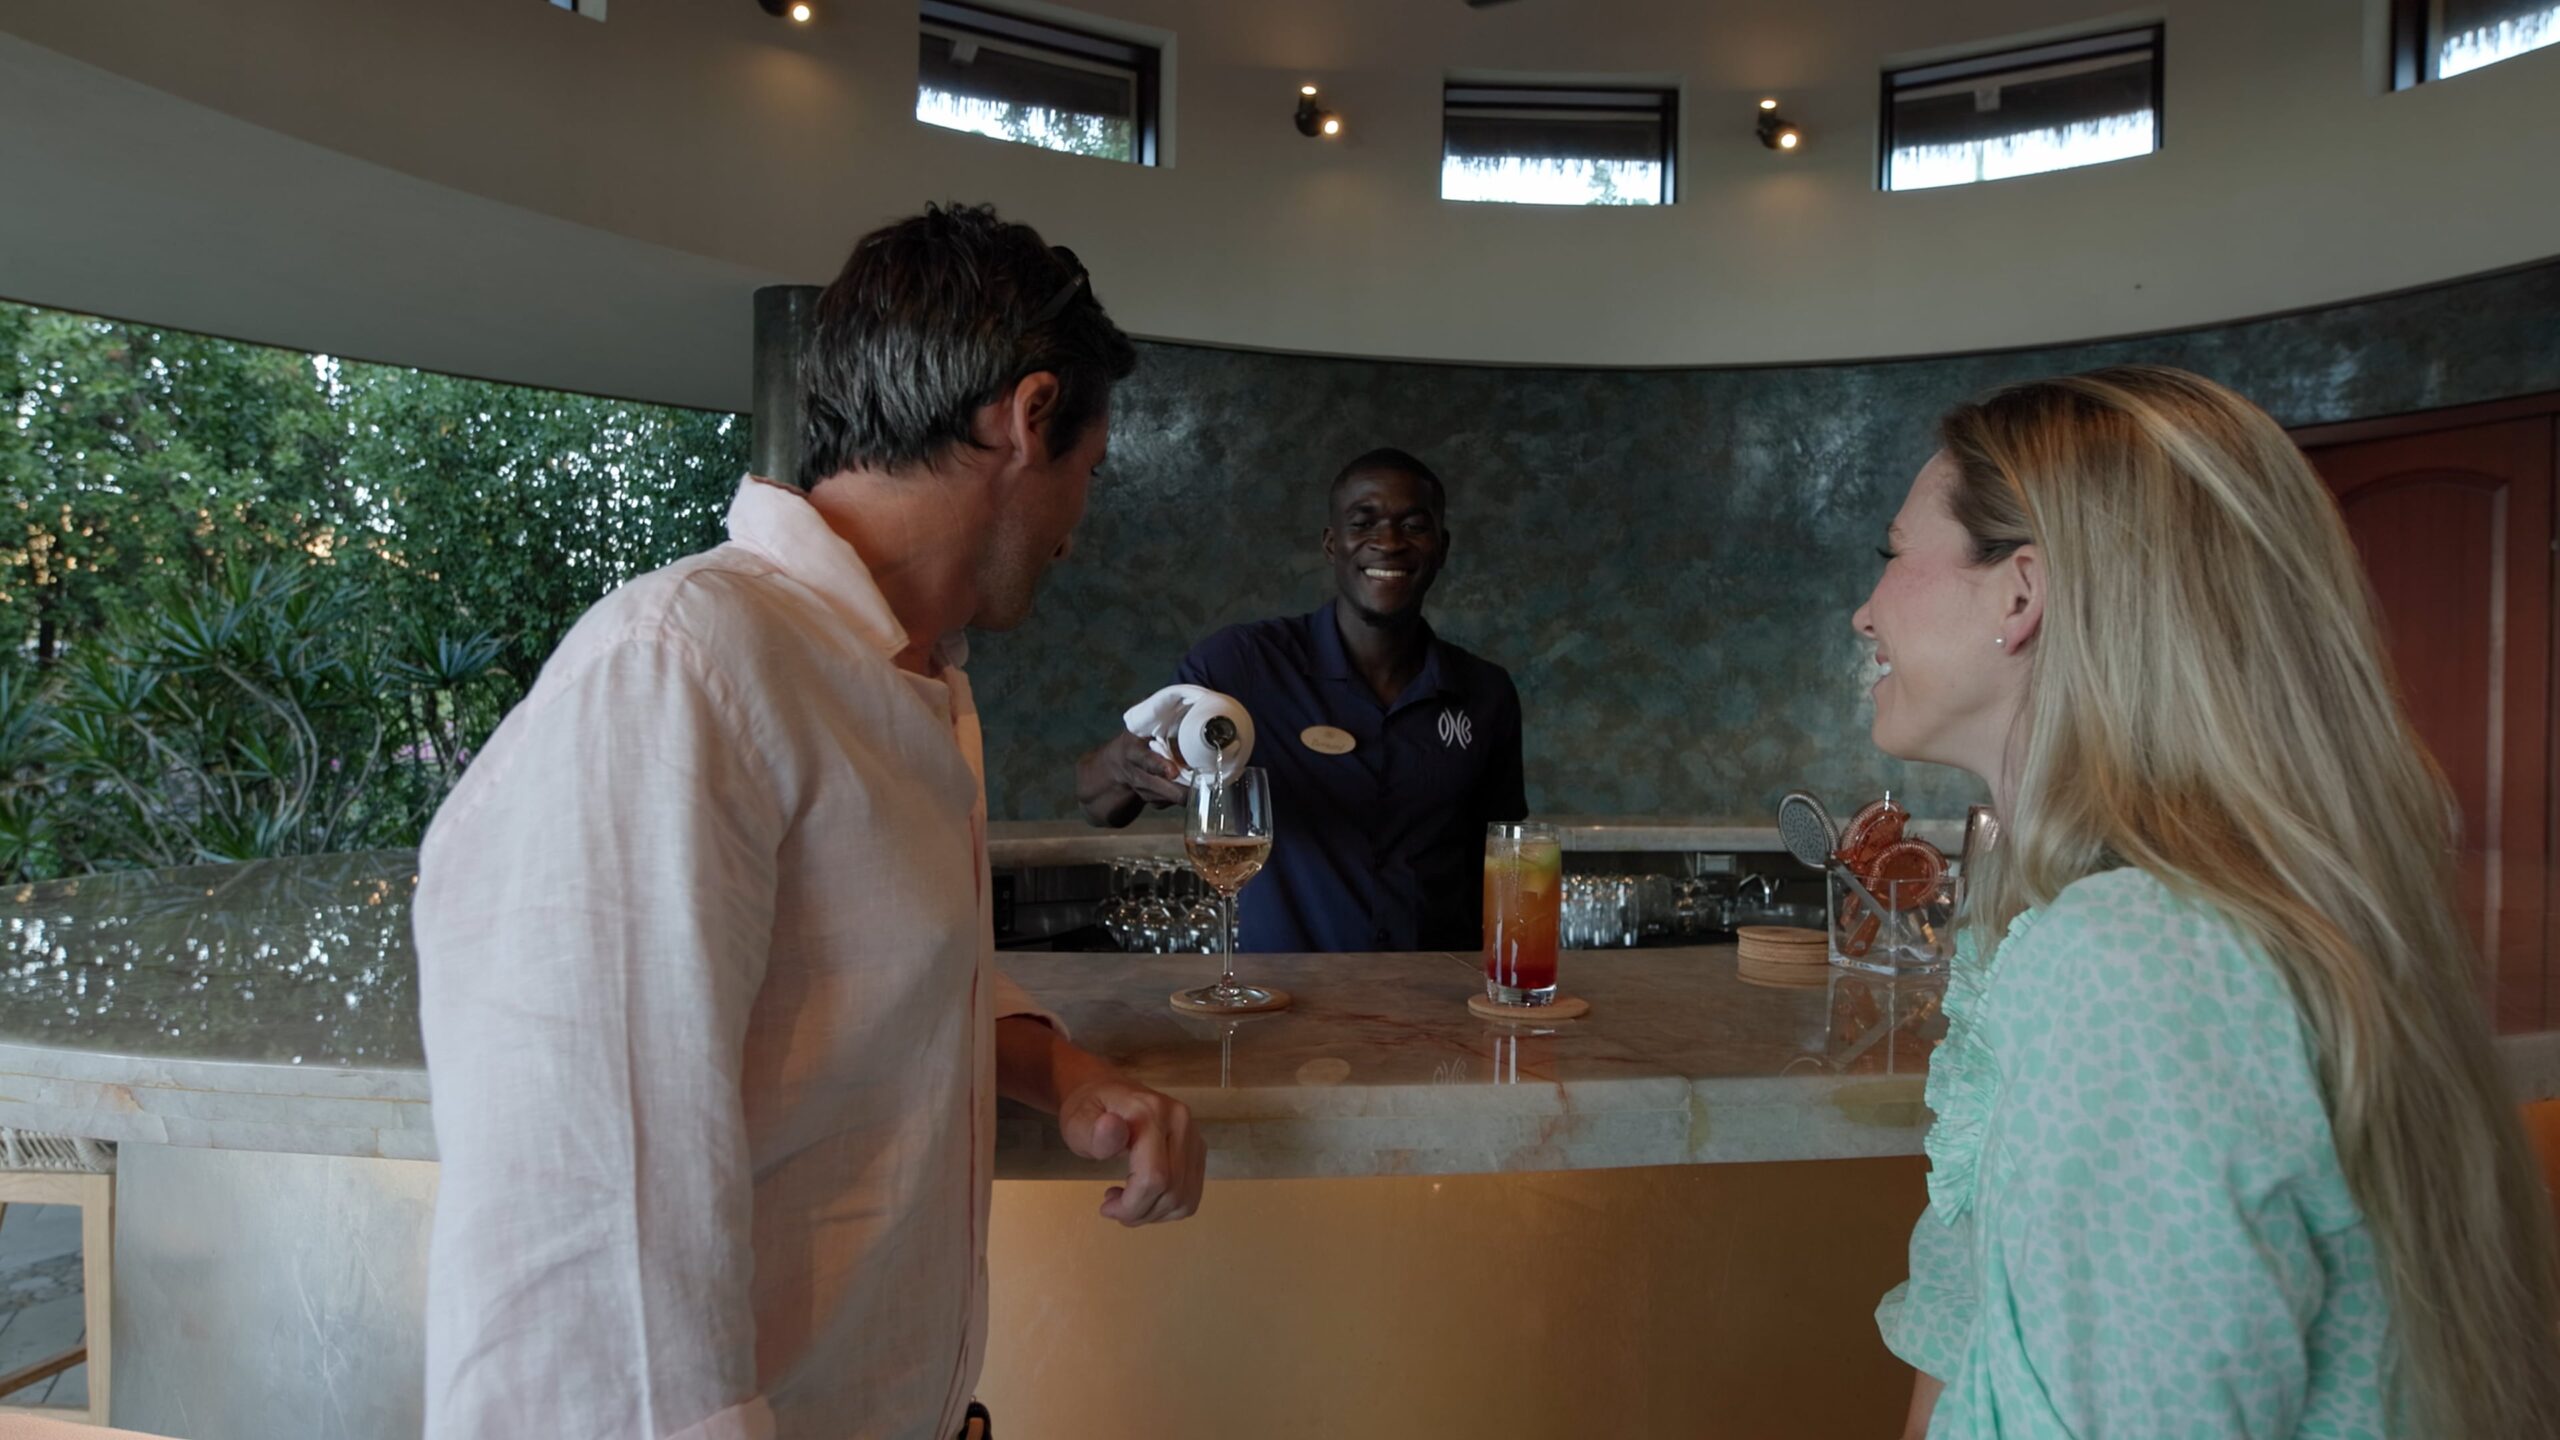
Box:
[1324, 468, 1448, 623]
[1852, 451, 2031, 778]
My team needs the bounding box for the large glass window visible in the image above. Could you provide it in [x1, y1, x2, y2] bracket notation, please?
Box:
[1441, 86, 1675, 207]
[916, 1, 1159, 164]
[2396, 0, 2560, 84]
[1881, 27, 2162, 192]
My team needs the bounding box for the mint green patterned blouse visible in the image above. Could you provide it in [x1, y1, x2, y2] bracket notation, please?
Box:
[1876, 867, 2395, 1437]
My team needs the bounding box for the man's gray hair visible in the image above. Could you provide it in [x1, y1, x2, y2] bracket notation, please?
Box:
[797, 203, 1137, 489]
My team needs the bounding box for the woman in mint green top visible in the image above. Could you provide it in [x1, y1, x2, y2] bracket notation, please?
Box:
[1878, 872, 2391, 1435]
[1851, 367, 2560, 1438]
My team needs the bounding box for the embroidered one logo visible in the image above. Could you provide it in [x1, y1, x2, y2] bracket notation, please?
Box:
[1437, 708, 1473, 749]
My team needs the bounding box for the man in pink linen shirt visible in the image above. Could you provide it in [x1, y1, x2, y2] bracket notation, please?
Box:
[414, 204, 1204, 1440]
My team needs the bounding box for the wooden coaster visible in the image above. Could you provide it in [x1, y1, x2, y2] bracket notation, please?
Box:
[1468, 993, 1590, 1022]
[1736, 925, 1829, 947]
[1169, 986, 1293, 1016]
[1738, 923, 1835, 981]
[1738, 948, 1828, 965]
[1738, 941, 1829, 958]
[1738, 942, 1834, 988]
[1730, 948, 1832, 968]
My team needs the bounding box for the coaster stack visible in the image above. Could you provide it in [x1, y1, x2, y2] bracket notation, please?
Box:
[1735, 925, 1831, 988]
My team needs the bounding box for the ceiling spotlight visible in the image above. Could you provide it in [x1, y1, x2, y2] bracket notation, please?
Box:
[755, 0, 812, 20]
[1756, 107, 1803, 151]
[1295, 86, 1342, 139]
[1759, 98, 1778, 111]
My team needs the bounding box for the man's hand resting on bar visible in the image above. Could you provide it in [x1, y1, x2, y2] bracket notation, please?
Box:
[997, 1014, 1206, 1225]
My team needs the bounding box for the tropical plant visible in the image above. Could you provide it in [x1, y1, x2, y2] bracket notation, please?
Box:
[2, 299, 745, 879]
[11, 563, 504, 879]
[0, 663, 61, 879]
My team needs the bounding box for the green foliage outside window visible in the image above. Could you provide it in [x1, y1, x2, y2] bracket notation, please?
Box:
[0, 302, 747, 881]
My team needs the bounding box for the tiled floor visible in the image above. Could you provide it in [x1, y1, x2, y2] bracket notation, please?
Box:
[0, 1205, 87, 1411]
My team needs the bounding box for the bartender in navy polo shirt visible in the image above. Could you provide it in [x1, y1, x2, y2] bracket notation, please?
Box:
[1076, 447, 1527, 952]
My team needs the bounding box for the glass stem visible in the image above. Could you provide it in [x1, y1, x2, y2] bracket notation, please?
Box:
[1218, 889, 1239, 992]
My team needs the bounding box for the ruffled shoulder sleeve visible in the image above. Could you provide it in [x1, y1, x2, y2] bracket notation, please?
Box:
[1876, 906, 2045, 1379]
[1920, 907, 2041, 1220]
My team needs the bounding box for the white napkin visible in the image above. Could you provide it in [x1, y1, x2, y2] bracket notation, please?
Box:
[1122, 684, 1256, 780]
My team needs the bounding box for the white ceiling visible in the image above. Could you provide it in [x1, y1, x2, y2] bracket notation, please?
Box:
[3, 0, 2556, 410]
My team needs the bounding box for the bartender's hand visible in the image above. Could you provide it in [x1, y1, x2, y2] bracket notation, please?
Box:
[1076, 730, 1190, 826]
[1058, 1077, 1207, 1226]
[1102, 731, 1189, 806]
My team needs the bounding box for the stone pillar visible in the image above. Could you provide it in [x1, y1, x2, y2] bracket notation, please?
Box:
[750, 284, 820, 486]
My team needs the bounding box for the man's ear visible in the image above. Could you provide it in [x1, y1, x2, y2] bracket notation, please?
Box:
[1003, 371, 1066, 465]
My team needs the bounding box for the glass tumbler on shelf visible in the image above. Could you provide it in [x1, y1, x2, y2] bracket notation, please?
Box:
[1183, 897, 1220, 954]
[1637, 874, 1675, 940]
[1131, 860, 1174, 954]
[1483, 822, 1564, 1005]
[1176, 767, 1283, 1011]
[1099, 857, 1136, 952]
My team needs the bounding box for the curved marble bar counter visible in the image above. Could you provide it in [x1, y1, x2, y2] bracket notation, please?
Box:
[8, 850, 2560, 1167]
[1001, 947, 1957, 1177]
[11, 853, 2560, 1440]
[0, 849, 1965, 1170]
[0, 853, 430, 1159]
[982, 814, 1966, 865]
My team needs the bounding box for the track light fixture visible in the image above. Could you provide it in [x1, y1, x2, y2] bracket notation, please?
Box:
[756, 0, 813, 22]
[1295, 85, 1343, 139]
[1756, 100, 1802, 151]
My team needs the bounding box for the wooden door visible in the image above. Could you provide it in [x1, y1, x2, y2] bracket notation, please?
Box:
[2303, 413, 2556, 1033]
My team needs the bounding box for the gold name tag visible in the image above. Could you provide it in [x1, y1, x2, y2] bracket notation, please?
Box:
[1300, 725, 1357, 756]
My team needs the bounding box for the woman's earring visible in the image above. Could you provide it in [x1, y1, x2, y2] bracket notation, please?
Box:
[1994, 637, 2006, 648]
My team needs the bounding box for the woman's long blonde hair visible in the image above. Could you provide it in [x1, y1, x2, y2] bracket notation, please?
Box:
[1942, 364, 2560, 1436]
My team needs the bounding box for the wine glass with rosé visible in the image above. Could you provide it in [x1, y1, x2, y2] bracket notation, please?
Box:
[1178, 767, 1282, 1011]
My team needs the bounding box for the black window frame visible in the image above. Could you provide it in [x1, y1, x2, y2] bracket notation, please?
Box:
[2391, 0, 2431, 87]
[917, 0, 1161, 166]
[2389, 0, 2560, 88]
[1878, 24, 2166, 193]
[1439, 84, 1680, 207]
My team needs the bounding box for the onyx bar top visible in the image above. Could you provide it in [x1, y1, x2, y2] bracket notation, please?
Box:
[983, 816, 1964, 866]
[2, 851, 2555, 1177]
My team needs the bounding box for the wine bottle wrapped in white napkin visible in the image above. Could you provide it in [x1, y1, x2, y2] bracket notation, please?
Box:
[1122, 684, 1256, 781]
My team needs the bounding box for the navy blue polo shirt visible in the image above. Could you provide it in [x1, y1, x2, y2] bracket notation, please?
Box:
[1176, 602, 1527, 953]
